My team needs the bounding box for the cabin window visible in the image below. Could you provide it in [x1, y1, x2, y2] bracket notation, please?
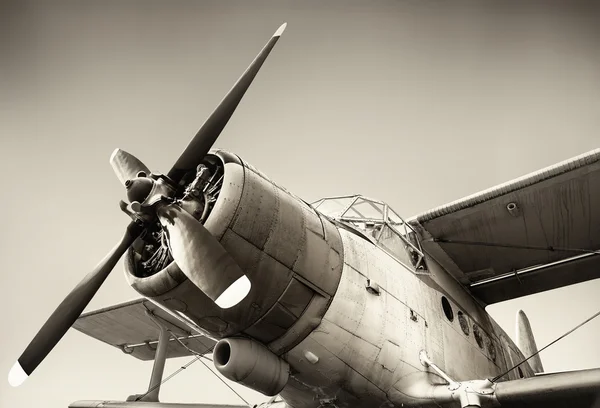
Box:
[378, 224, 415, 267]
[457, 311, 469, 335]
[487, 338, 497, 362]
[473, 324, 484, 349]
[311, 195, 427, 272]
[441, 296, 454, 321]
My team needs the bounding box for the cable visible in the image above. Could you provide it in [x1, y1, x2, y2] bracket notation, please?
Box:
[140, 305, 249, 405]
[182, 330, 249, 406]
[132, 315, 216, 401]
[192, 349, 250, 406]
[137, 307, 215, 402]
[169, 331, 213, 362]
[134, 331, 249, 406]
[491, 310, 600, 382]
[135, 355, 202, 401]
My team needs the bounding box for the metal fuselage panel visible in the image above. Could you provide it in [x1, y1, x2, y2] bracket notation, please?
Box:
[280, 228, 533, 408]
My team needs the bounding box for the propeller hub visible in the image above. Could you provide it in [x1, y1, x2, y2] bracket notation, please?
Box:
[126, 177, 154, 204]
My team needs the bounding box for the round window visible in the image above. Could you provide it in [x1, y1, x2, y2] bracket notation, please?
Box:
[441, 296, 454, 321]
[487, 337, 497, 362]
[473, 324, 484, 348]
[457, 311, 469, 335]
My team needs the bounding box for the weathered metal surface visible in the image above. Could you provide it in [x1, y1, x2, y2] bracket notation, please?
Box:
[124, 151, 343, 348]
[214, 337, 290, 396]
[74, 148, 600, 408]
[230, 164, 279, 250]
[72, 299, 215, 361]
[314, 195, 426, 273]
[279, 227, 540, 408]
[203, 151, 244, 241]
[409, 148, 600, 305]
[494, 368, 600, 407]
[267, 293, 331, 355]
[516, 310, 544, 374]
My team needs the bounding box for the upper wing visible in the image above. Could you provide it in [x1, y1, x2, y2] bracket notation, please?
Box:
[408, 148, 600, 304]
[72, 298, 215, 361]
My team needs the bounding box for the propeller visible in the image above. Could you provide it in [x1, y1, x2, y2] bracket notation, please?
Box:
[156, 204, 250, 308]
[110, 149, 151, 186]
[9, 23, 287, 387]
[167, 22, 287, 183]
[8, 221, 144, 387]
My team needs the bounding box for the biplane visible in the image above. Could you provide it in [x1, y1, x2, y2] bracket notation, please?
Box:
[8, 23, 600, 408]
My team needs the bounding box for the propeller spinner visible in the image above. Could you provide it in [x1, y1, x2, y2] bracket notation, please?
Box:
[8, 23, 287, 387]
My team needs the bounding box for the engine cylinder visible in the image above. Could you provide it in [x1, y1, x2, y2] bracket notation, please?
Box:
[214, 337, 290, 396]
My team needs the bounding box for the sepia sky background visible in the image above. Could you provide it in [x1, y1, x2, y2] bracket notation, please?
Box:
[1, 1, 600, 407]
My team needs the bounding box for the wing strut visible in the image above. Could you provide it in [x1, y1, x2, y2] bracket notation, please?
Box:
[135, 314, 169, 402]
[126, 310, 217, 403]
[103, 307, 250, 407]
[406, 312, 600, 407]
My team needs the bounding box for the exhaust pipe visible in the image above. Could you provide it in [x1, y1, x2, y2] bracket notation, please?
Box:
[214, 337, 289, 396]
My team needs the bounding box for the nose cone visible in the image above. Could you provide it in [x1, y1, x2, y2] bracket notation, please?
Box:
[126, 177, 154, 204]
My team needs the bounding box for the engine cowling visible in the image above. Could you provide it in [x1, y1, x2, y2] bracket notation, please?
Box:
[214, 337, 289, 396]
[123, 150, 344, 352]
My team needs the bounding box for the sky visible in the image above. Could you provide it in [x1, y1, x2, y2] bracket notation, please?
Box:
[1, 1, 600, 407]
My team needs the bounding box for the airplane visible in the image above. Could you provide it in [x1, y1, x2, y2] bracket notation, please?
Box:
[7, 23, 600, 408]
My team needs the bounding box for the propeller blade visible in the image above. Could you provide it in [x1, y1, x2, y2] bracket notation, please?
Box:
[156, 204, 250, 308]
[110, 148, 151, 185]
[8, 221, 144, 387]
[167, 23, 287, 183]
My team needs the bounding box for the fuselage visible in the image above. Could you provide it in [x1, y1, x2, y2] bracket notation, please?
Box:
[124, 150, 533, 408]
[279, 226, 534, 408]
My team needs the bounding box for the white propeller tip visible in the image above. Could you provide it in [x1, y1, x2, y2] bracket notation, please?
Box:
[109, 148, 121, 163]
[215, 275, 251, 309]
[274, 23, 287, 37]
[8, 361, 27, 387]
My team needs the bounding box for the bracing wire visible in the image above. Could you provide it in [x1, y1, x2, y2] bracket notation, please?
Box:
[491, 309, 600, 382]
[133, 314, 250, 406]
[134, 343, 214, 401]
[192, 347, 250, 406]
[183, 329, 250, 406]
